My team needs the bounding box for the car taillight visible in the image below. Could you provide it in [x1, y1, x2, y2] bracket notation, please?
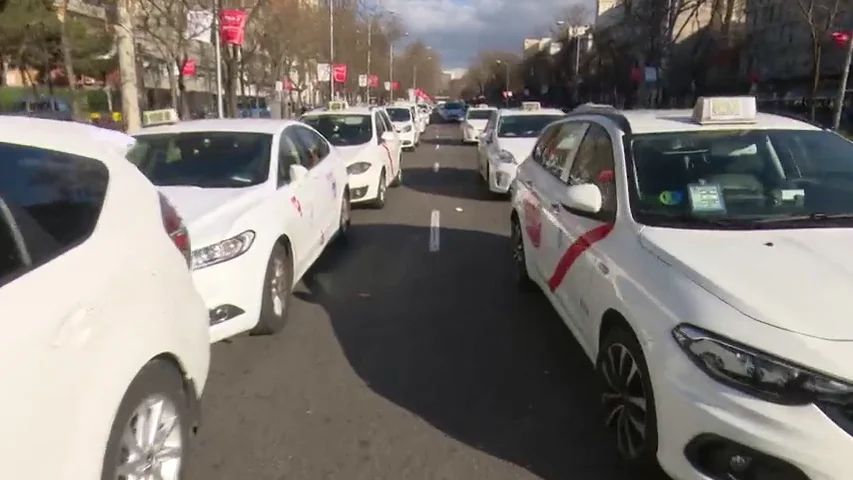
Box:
[158, 193, 191, 266]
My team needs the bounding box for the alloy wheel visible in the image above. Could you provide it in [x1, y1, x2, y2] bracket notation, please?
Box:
[600, 343, 648, 460]
[270, 256, 288, 316]
[115, 395, 182, 480]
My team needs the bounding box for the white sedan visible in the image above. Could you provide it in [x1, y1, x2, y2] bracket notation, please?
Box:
[301, 104, 402, 208]
[461, 106, 496, 143]
[477, 102, 565, 194]
[130, 110, 351, 343]
[0, 117, 210, 480]
[512, 96, 853, 480]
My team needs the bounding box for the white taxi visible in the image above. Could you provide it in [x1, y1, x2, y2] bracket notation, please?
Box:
[385, 103, 420, 150]
[461, 104, 496, 144]
[511, 96, 853, 480]
[0, 117, 209, 480]
[477, 102, 564, 194]
[301, 102, 402, 208]
[129, 109, 350, 343]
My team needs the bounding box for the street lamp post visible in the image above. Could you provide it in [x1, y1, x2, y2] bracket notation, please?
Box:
[390, 31, 408, 102]
[497, 60, 509, 106]
[329, 0, 335, 100]
[366, 21, 372, 103]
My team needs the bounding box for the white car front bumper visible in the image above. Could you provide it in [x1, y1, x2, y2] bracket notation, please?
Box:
[487, 160, 519, 194]
[348, 167, 383, 204]
[398, 129, 416, 148]
[192, 245, 269, 343]
[462, 125, 480, 143]
[652, 334, 853, 480]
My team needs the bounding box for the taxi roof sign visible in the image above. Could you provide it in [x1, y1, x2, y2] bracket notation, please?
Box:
[521, 101, 541, 111]
[692, 96, 757, 125]
[475, 103, 490, 109]
[142, 108, 179, 127]
[327, 101, 348, 111]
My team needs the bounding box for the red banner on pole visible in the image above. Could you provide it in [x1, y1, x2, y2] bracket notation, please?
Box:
[832, 31, 851, 48]
[181, 59, 196, 76]
[220, 9, 247, 46]
[368, 74, 379, 88]
[332, 64, 348, 83]
[391, 81, 399, 91]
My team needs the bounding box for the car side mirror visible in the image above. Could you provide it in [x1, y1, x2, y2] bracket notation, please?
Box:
[562, 184, 602, 213]
[289, 164, 309, 182]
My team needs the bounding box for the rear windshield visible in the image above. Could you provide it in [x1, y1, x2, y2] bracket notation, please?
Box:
[445, 102, 464, 110]
[498, 114, 564, 138]
[129, 131, 272, 188]
[386, 108, 411, 122]
[301, 114, 373, 146]
[0, 142, 108, 281]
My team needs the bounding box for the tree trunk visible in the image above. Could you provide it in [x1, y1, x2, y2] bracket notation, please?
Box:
[225, 47, 239, 117]
[115, 0, 141, 131]
[810, 40, 822, 121]
[58, 0, 82, 120]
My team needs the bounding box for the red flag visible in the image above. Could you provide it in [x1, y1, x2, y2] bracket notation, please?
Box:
[220, 9, 247, 46]
[630, 67, 642, 82]
[368, 74, 379, 88]
[181, 59, 196, 76]
[332, 64, 348, 83]
[832, 31, 851, 48]
[391, 81, 399, 91]
[284, 79, 293, 91]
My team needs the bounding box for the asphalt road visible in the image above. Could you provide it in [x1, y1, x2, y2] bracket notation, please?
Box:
[186, 123, 651, 480]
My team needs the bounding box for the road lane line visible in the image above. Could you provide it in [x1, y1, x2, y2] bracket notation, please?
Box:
[429, 210, 440, 252]
[433, 162, 440, 172]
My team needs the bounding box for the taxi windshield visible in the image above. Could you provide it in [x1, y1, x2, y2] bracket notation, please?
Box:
[386, 108, 411, 122]
[128, 131, 272, 188]
[630, 129, 853, 228]
[302, 114, 373, 146]
[467, 110, 493, 120]
[498, 115, 562, 138]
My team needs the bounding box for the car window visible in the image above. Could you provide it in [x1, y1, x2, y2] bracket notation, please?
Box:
[386, 108, 411, 122]
[0, 142, 109, 282]
[568, 124, 617, 220]
[379, 111, 394, 131]
[129, 131, 272, 188]
[0, 201, 27, 282]
[277, 128, 307, 186]
[497, 114, 564, 138]
[301, 114, 373, 146]
[467, 110, 493, 120]
[534, 122, 588, 179]
[374, 113, 386, 140]
[629, 129, 853, 228]
[293, 126, 330, 168]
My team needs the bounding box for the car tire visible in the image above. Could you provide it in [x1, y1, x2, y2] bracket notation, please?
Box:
[250, 243, 292, 335]
[597, 326, 660, 473]
[100, 360, 190, 480]
[335, 191, 351, 243]
[371, 172, 387, 209]
[510, 216, 536, 291]
[391, 166, 403, 187]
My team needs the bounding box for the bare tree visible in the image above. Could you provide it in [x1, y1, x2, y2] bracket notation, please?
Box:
[796, 0, 847, 120]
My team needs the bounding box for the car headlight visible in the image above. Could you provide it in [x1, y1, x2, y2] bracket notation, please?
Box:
[347, 162, 372, 175]
[191, 230, 255, 270]
[497, 150, 515, 164]
[673, 324, 853, 405]
[400, 125, 412, 133]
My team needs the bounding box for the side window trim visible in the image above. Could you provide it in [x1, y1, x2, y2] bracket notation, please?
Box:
[563, 122, 618, 222]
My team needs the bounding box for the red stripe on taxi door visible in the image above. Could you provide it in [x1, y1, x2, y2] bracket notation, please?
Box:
[547, 224, 614, 292]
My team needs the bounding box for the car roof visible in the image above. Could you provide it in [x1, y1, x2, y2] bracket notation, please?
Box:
[572, 109, 822, 134]
[136, 118, 297, 136]
[0, 116, 135, 162]
[302, 107, 374, 116]
[497, 108, 565, 117]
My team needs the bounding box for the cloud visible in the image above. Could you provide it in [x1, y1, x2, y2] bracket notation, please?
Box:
[383, 0, 585, 69]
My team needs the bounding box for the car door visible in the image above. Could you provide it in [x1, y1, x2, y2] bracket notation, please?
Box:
[374, 111, 397, 180]
[379, 110, 402, 161]
[477, 113, 499, 176]
[292, 125, 339, 243]
[275, 127, 317, 276]
[552, 122, 619, 342]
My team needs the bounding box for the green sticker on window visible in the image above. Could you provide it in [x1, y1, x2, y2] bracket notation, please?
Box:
[659, 190, 683, 205]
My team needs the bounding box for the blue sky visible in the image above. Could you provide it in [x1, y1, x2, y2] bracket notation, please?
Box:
[382, 0, 591, 69]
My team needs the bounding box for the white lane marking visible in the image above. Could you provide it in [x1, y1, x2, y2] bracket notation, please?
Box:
[433, 162, 440, 172]
[436, 145, 440, 150]
[429, 210, 440, 252]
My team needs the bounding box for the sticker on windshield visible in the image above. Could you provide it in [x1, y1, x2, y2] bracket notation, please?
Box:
[780, 189, 805, 202]
[659, 190, 683, 206]
[688, 184, 725, 212]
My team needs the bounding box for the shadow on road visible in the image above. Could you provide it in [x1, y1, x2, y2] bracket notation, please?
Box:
[421, 136, 466, 147]
[295, 223, 650, 480]
[403, 166, 505, 202]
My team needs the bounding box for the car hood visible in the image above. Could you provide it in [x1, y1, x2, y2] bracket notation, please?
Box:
[159, 184, 267, 245]
[496, 138, 537, 163]
[639, 226, 853, 340]
[336, 145, 371, 163]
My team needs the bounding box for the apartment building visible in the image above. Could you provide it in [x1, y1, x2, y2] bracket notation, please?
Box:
[743, 0, 852, 93]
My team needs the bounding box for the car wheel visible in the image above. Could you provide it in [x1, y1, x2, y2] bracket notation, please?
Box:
[372, 172, 387, 209]
[250, 243, 292, 335]
[597, 326, 660, 472]
[391, 166, 403, 187]
[336, 191, 351, 243]
[101, 360, 189, 480]
[511, 216, 536, 291]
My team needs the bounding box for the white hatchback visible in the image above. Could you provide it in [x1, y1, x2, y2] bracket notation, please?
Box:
[385, 104, 420, 150]
[0, 117, 210, 480]
[131, 113, 350, 343]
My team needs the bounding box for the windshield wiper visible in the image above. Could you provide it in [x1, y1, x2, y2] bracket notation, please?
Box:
[751, 213, 853, 223]
[638, 212, 761, 228]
